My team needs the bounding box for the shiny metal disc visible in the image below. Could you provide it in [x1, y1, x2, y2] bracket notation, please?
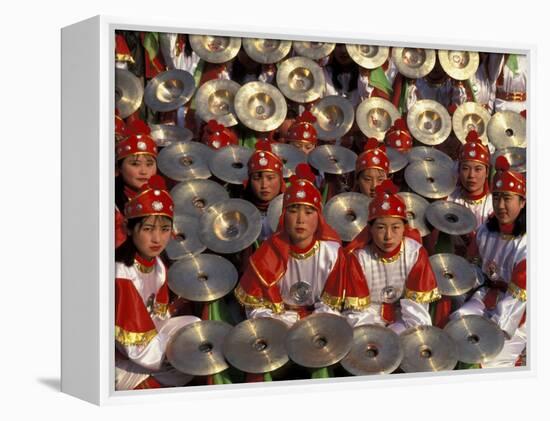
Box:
[171, 178, 229, 218]
[115, 69, 143, 118]
[392, 47, 436, 79]
[407, 146, 455, 170]
[271, 142, 308, 178]
[168, 254, 238, 302]
[407, 100, 452, 146]
[438, 50, 479, 81]
[323, 192, 371, 241]
[429, 253, 477, 296]
[195, 79, 240, 127]
[386, 147, 409, 173]
[491, 147, 526, 173]
[234, 81, 288, 131]
[277, 56, 326, 103]
[311, 95, 355, 141]
[165, 213, 206, 260]
[242, 38, 292, 64]
[400, 325, 458, 373]
[487, 111, 527, 149]
[356, 97, 400, 141]
[267, 193, 284, 232]
[293, 41, 335, 60]
[308, 144, 357, 174]
[144, 69, 196, 112]
[404, 160, 457, 199]
[452, 102, 491, 145]
[149, 124, 193, 148]
[157, 141, 213, 181]
[346, 44, 390, 69]
[425, 201, 477, 235]
[341, 324, 403, 375]
[397, 192, 431, 236]
[189, 35, 241, 63]
[208, 145, 254, 185]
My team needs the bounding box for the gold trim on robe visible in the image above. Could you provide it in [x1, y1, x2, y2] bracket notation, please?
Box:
[115, 325, 157, 347]
[508, 282, 527, 302]
[321, 291, 344, 310]
[343, 295, 371, 311]
[289, 241, 320, 260]
[234, 285, 285, 314]
[404, 287, 441, 303]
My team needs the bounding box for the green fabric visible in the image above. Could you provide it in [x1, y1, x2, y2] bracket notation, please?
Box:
[322, 182, 329, 205]
[263, 372, 273, 382]
[456, 361, 481, 370]
[241, 129, 257, 150]
[398, 78, 409, 115]
[506, 54, 519, 75]
[369, 67, 393, 96]
[465, 78, 478, 103]
[189, 60, 205, 111]
[208, 299, 235, 325]
[212, 370, 233, 384]
[142, 32, 159, 61]
[311, 367, 331, 379]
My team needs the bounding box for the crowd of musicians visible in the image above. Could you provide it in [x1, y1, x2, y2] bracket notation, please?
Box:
[113, 31, 527, 390]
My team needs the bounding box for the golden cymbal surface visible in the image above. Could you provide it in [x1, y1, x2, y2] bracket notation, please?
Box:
[346, 44, 390, 69]
[404, 160, 457, 199]
[271, 142, 308, 178]
[312, 95, 355, 141]
[386, 147, 409, 173]
[452, 102, 491, 145]
[149, 124, 193, 148]
[196, 79, 240, 127]
[276, 56, 326, 103]
[491, 147, 526, 173]
[189, 35, 241, 63]
[171, 178, 230, 219]
[425, 201, 477, 236]
[356, 97, 400, 141]
[487, 111, 526, 149]
[324, 192, 371, 242]
[308, 144, 357, 174]
[267, 193, 284, 233]
[397, 192, 431, 236]
[293, 41, 335, 60]
[429, 253, 477, 296]
[407, 146, 455, 170]
[407, 100, 452, 145]
[208, 145, 254, 185]
[115, 69, 143, 118]
[165, 213, 206, 261]
[157, 141, 213, 181]
[242, 38, 292, 64]
[438, 50, 479, 81]
[400, 325, 457, 373]
[144, 69, 196, 112]
[392, 47, 436, 79]
[234, 81, 287, 131]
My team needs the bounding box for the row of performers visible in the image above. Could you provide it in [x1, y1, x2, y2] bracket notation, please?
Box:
[113, 112, 526, 390]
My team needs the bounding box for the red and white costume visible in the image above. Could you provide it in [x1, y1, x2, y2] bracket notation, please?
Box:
[493, 53, 527, 114]
[345, 181, 440, 333]
[357, 59, 399, 103]
[234, 164, 349, 326]
[454, 54, 501, 113]
[450, 157, 527, 368]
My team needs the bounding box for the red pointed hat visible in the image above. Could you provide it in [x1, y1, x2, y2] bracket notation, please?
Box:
[202, 119, 239, 150]
[368, 180, 407, 221]
[492, 156, 526, 198]
[124, 175, 174, 220]
[115, 114, 127, 141]
[459, 130, 490, 167]
[116, 133, 158, 161]
[385, 118, 413, 152]
[247, 140, 285, 177]
[285, 110, 318, 145]
[125, 118, 151, 137]
[283, 163, 322, 211]
[356, 138, 390, 175]
[115, 33, 135, 64]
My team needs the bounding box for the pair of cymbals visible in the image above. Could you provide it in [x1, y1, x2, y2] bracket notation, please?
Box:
[199, 199, 262, 254]
[144, 69, 196, 113]
[208, 145, 254, 185]
[157, 141, 213, 181]
[356, 97, 400, 141]
[168, 253, 238, 302]
[311, 95, 355, 141]
[491, 147, 526, 173]
[171, 178, 230, 218]
[397, 192, 431, 236]
[400, 325, 457, 372]
[293, 41, 335, 60]
[444, 315, 505, 364]
[346, 44, 389, 69]
[277, 56, 326, 103]
[392, 48, 436, 79]
[189, 35, 241, 63]
[438, 50, 479, 81]
[341, 324, 403, 375]
[407, 146, 455, 170]
[429, 253, 477, 296]
[404, 160, 457, 199]
[386, 147, 409, 173]
[271, 142, 308, 178]
[149, 124, 193, 147]
[407, 100, 452, 145]
[308, 144, 358, 174]
[195, 79, 240, 127]
[165, 213, 206, 260]
[242, 38, 292, 64]
[425, 201, 477, 235]
[234, 81, 288, 132]
[323, 192, 371, 242]
[452, 102, 492, 145]
[487, 111, 527, 149]
[115, 69, 143, 118]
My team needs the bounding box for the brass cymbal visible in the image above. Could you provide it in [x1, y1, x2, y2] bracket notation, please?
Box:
[144, 69, 196, 113]
[407, 146, 455, 170]
[404, 161, 457, 199]
[399, 325, 458, 373]
[308, 144, 357, 174]
[208, 145, 254, 185]
[452, 102, 491, 145]
[444, 315, 506, 364]
[165, 213, 206, 261]
[392, 47, 436, 79]
[271, 142, 308, 178]
[311, 95, 355, 141]
[346, 44, 390, 69]
[356, 97, 400, 141]
[166, 320, 232, 376]
[168, 254, 238, 302]
[188, 35, 241, 63]
[242, 38, 292, 64]
[386, 147, 409, 173]
[199, 199, 262, 254]
[425, 201, 477, 236]
[438, 50, 479, 81]
[491, 147, 527, 173]
[149, 124, 193, 148]
[341, 325, 403, 375]
[397, 192, 431, 237]
[429, 253, 477, 296]
[115, 69, 143, 118]
[487, 111, 527, 149]
[276, 56, 326, 103]
[157, 141, 213, 181]
[223, 318, 289, 373]
[292, 41, 335, 60]
[407, 100, 452, 145]
[195, 79, 240, 127]
[170, 178, 229, 219]
[234, 81, 288, 131]
[267, 193, 284, 232]
[323, 192, 371, 242]
[286, 313, 353, 368]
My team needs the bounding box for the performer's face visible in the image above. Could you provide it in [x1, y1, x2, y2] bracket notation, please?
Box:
[493, 192, 525, 225]
[459, 161, 487, 195]
[358, 168, 387, 198]
[289, 141, 315, 155]
[250, 171, 281, 202]
[117, 155, 157, 191]
[130, 215, 173, 260]
[370, 217, 405, 253]
[285, 204, 319, 247]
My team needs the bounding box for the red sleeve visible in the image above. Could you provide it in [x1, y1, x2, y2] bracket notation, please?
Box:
[321, 247, 346, 309]
[343, 253, 371, 311]
[115, 278, 157, 342]
[234, 265, 284, 312]
[115, 209, 127, 249]
[511, 259, 527, 290]
[405, 247, 441, 303]
[466, 231, 480, 261]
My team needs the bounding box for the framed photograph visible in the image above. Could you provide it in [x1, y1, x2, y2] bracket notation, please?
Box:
[61, 15, 532, 405]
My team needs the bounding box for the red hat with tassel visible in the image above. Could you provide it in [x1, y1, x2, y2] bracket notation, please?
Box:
[385, 118, 413, 152]
[368, 180, 407, 221]
[202, 119, 239, 150]
[286, 110, 318, 145]
[459, 130, 490, 167]
[247, 140, 284, 178]
[356, 138, 390, 175]
[492, 156, 526, 198]
[124, 175, 174, 220]
[283, 163, 322, 211]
